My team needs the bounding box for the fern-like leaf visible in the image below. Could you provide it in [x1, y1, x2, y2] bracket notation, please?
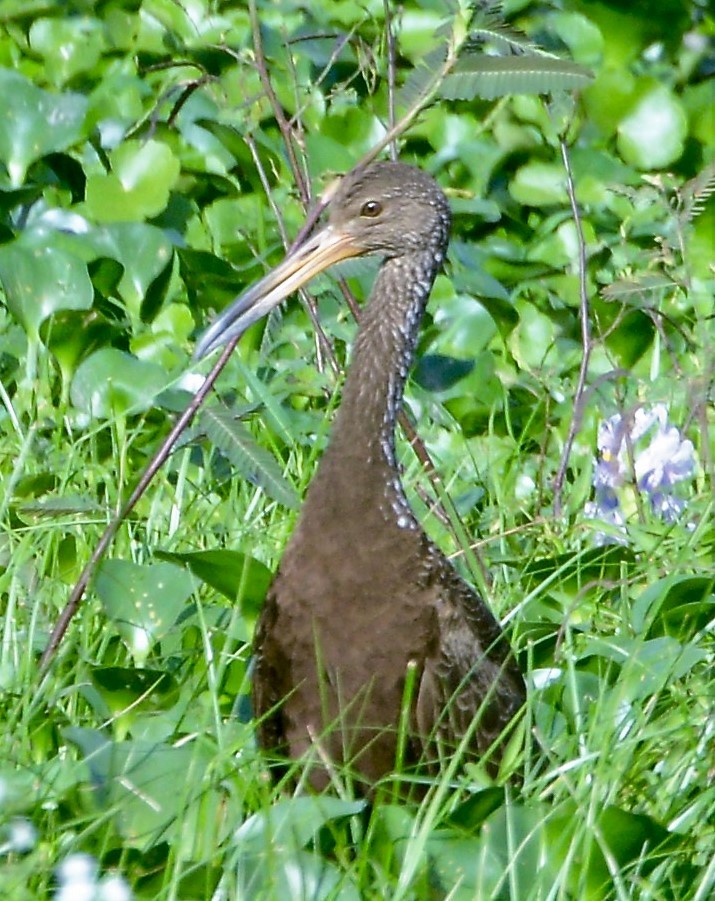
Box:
[202, 404, 300, 510]
[396, 42, 450, 114]
[467, 4, 545, 56]
[681, 161, 715, 222]
[440, 54, 593, 101]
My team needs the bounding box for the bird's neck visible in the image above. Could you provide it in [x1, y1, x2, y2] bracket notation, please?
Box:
[306, 251, 442, 519]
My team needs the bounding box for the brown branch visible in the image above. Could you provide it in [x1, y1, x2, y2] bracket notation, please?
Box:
[384, 0, 398, 162]
[249, 0, 311, 207]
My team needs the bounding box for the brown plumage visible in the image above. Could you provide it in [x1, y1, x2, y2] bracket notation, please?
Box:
[195, 161, 525, 792]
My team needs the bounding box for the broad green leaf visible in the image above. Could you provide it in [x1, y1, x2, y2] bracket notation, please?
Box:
[85, 139, 180, 222]
[580, 635, 708, 699]
[40, 309, 119, 381]
[29, 17, 104, 85]
[3, 220, 172, 311]
[617, 85, 687, 170]
[95, 559, 197, 665]
[236, 848, 361, 901]
[201, 404, 300, 509]
[234, 799, 367, 896]
[0, 68, 88, 186]
[549, 12, 604, 66]
[236, 796, 366, 849]
[63, 729, 224, 850]
[509, 161, 568, 206]
[509, 300, 559, 370]
[445, 787, 506, 829]
[155, 548, 272, 617]
[84, 223, 172, 308]
[631, 575, 715, 639]
[89, 667, 179, 738]
[0, 243, 93, 340]
[70, 348, 170, 418]
[413, 353, 474, 391]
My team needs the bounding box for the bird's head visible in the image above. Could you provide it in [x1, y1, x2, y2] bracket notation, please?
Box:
[193, 161, 450, 360]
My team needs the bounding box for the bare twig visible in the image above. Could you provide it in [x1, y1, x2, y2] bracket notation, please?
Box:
[553, 138, 592, 518]
[384, 0, 398, 162]
[249, 0, 311, 207]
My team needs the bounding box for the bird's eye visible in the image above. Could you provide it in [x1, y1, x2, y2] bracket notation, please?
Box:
[360, 200, 383, 218]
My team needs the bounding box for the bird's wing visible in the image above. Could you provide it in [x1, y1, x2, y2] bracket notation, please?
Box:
[414, 558, 525, 767]
[251, 588, 290, 758]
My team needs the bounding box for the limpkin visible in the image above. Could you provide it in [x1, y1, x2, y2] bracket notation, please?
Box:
[195, 161, 525, 792]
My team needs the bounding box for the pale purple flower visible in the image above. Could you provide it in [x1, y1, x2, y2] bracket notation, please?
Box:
[585, 404, 695, 542]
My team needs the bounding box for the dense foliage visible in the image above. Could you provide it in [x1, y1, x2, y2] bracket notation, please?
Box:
[0, 0, 713, 897]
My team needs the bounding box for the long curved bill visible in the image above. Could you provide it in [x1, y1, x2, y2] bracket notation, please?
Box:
[193, 224, 362, 360]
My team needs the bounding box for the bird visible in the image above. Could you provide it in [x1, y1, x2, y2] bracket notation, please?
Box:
[195, 161, 526, 793]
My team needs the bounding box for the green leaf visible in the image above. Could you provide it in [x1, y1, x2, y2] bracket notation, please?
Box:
[29, 17, 104, 85]
[89, 667, 179, 737]
[0, 243, 93, 341]
[63, 729, 222, 849]
[441, 54, 593, 102]
[85, 139, 181, 222]
[548, 12, 604, 66]
[95, 560, 197, 665]
[237, 796, 366, 849]
[631, 575, 715, 640]
[70, 348, 170, 418]
[40, 309, 118, 380]
[509, 161, 568, 206]
[201, 404, 300, 509]
[413, 353, 474, 391]
[617, 85, 687, 170]
[155, 548, 272, 617]
[0, 67, 88, 186]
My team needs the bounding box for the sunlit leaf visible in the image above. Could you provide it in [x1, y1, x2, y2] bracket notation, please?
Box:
[29, 17, 104, 85]
[0, 243, 93, 340]
[85, 139, 181, 222]
[70, 348, 170, 418]
[617, 85, 687, 170]
[0, 67, 88, 186]
[95, 559, 197, 665]
[509, 161, 568, 206]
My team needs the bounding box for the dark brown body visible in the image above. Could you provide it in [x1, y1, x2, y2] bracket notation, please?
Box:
[198, 162, 526, 792]
[253, 458, 525, 790]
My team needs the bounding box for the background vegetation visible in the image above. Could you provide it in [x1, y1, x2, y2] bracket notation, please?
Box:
[0, 0, 713, 897]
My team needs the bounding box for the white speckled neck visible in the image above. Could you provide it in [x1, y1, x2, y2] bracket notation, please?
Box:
[316, 245, 444, 526]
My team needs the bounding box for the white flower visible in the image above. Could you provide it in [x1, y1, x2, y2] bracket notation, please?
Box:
[55, 853, 99, 901]
[98, 874, 133, 901]
[7, 818, 37, 853]
[57, 852, 98, 885]
[54, 852, 133, 901]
